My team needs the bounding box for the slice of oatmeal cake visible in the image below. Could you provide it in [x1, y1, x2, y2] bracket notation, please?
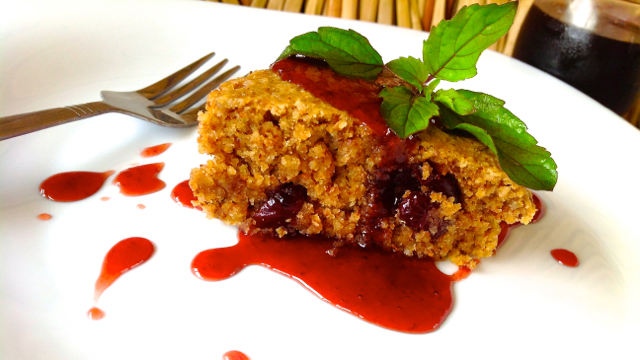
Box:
[190, 58, 536, 268]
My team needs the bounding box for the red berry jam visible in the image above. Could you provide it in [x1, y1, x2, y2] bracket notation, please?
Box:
[252, 183, 308, 228]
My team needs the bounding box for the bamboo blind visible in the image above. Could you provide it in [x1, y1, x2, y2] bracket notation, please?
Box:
[208, 0, 640, 126]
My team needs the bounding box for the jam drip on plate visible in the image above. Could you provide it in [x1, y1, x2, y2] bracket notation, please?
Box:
[222, 350, 250, 360]
[113, 163, 166, 196]
[171, 180, 201, 210]
[551, 249, 579, 267]
[192, 232, 456, 333]
[88, 237, 155, 320]
[40, 170, 114, 202]
[140, 143, 172, 158]
[37, 213, 52, 220]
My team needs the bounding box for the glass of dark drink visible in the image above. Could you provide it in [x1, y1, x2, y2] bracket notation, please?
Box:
[513, 0, 640, 117]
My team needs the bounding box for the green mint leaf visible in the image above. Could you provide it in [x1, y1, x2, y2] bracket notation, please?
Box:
[379, 86, 413, 138]
[386, 56, 431, 92]
[434, 88, 476, 115]
[277, 27, 383, 80]
[493, 137, 558, 191]
[448, 123, 497, 153]
[423, 3, 517, 82]
[438, 90, 558, 190]
[423, 79, 441, 102]
[407, 97, 440, 136]
[380, 86, 439, 139]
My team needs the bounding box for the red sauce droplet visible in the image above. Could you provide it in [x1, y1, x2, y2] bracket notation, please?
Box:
[89, 237, 155, 319]
[40, 170, 114, 202]
[171, 180, 201, 210]
[272, 57, 388, 137]
[37, 213, 52, 220]
[551, 249, 579, 267]
[136, 204, 146, 209]
[222, 350, 250, 360]
[113, 163, 166, 196]
[192, 232, 454, 333]
[140, 143, 172, 158]
[100, 197, 110, 201]
[87, 307, 105, 320]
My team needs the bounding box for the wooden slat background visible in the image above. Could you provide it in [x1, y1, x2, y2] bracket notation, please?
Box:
[207, 0, 640, 126]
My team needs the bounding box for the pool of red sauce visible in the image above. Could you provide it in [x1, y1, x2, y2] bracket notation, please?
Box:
[40, 170, 114, 202]
[88, 237, 155, 320]
[222, 350, 249, 360]
[192, 232, 457, 333]
[113, 163, 166, 196]
[191, 193, 543, 333]
[140, 143, 172, 158]
[171, 180, 201, 210]
[551, 249, 579, 267]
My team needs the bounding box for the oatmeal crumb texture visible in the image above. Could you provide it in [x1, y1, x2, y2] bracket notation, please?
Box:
[190, 69, 536, 268]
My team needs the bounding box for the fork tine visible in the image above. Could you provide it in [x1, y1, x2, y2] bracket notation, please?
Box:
[137, 52, 215, 99]
[182, 107, 201, 117]
[169, 65, 241, 114]
[150, 59, 228, 108]
[179, 106, 203, 124]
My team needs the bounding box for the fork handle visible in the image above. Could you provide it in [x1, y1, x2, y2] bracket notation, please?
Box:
[0, 102, 115, 141]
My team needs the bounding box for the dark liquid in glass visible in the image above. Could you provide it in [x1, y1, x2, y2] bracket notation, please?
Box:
[513, 3, 640, 115]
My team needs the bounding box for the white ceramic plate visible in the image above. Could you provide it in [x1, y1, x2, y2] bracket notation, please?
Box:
[2, 1, 640, 359]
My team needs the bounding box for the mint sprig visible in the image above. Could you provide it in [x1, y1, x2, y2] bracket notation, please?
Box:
[275, 2, 557, 190]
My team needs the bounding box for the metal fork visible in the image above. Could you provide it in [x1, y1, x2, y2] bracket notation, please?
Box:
[0, 53, 240, 141]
